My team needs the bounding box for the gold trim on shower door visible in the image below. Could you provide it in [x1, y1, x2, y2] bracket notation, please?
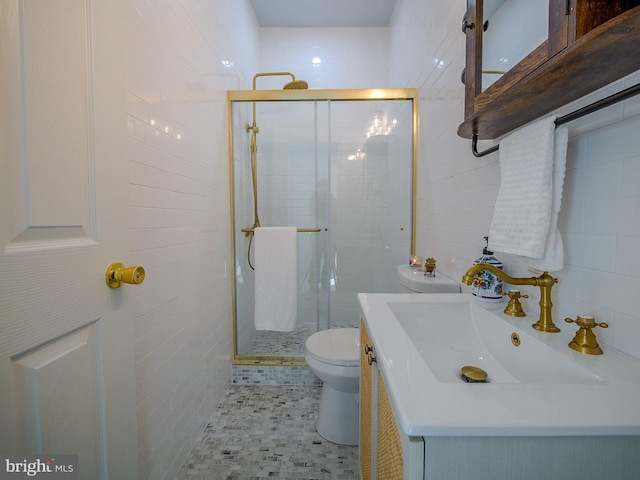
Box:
[227, 88, 419, 365]
[411, 92, 419, 256]
[227, 92, 238, 363]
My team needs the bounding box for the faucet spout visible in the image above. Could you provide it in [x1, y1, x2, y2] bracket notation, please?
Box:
[462, 264, 559, 332]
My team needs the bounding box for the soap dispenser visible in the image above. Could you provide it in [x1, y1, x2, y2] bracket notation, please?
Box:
[471, 236, 503, 302]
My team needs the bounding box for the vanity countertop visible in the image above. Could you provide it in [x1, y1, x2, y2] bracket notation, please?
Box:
[358, 292, 640, 438]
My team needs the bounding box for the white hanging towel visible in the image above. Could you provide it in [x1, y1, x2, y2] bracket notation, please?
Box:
[488, 116, 569, 272]
[254, 227, 297, 331]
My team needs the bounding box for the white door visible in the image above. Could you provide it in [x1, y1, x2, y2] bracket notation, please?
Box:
[0, 1, 138, 479]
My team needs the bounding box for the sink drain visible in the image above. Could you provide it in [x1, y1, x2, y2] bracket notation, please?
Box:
[461, 365, 488, 383]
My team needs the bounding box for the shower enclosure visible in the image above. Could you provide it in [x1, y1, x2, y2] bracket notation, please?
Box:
[228, 87, 417, 363]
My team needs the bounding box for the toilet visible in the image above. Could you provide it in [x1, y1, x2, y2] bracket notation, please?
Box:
[305, 327, 360, 445]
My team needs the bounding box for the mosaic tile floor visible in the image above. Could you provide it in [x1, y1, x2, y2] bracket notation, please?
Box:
[247, 323, 317, 357]
[246, 322, 358, 358]
[174, 385, 360, 480]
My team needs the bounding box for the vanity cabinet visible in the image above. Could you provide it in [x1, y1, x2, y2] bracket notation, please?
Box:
[359, 294, 640, 480]
[459, 1, 640, 139]
[360, 320, 424, 480]
[360, 320, 374, 480]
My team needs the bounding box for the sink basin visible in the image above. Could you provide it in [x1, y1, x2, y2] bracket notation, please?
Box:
[388, 300, 602, 385]
[358, 292, 640, 437]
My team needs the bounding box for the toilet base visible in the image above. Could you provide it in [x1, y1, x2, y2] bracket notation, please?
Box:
[316, 383, 359, 446]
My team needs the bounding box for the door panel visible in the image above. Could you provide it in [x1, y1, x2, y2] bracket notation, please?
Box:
[2, 0, 92, 246]
[12, 324, 100, 479]
[0, 247, 103, 361]
[0, 0, 103, 364]
[21, 0, 91, 230]
[0, 0, 137, 478]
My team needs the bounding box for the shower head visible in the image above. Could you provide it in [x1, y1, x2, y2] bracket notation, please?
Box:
[253, 72, 308, 90]
[283, 79, 309, 90]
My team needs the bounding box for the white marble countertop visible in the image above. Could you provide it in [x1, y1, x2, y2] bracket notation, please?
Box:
[358, 292, 640, 437]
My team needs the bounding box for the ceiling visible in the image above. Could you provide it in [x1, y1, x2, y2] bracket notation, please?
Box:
[249, 0, 398, 28]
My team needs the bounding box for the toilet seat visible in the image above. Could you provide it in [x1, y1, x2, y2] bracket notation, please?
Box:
[305, 328, 359, 367]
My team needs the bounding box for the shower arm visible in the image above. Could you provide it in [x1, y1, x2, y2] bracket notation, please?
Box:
[248, 72, 297, 130]
[252, 71, 295, 90]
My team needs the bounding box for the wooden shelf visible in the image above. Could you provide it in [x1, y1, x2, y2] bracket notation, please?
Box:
[458, 6, 640, 140]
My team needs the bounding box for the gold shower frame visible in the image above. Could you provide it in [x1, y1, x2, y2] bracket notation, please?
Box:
[227, 88, 419, 365]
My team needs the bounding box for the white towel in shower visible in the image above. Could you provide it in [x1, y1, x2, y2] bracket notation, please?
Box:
[488, 116, 569, 272]
[254, 227, 297, 331]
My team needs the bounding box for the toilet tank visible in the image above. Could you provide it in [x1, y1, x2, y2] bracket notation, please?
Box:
[396, 265, 461, 293]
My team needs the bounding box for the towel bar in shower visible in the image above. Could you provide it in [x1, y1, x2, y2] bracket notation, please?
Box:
[241, 227, 323, 236]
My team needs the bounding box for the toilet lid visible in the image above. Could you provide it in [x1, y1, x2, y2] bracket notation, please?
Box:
[305, 328, 360, 367]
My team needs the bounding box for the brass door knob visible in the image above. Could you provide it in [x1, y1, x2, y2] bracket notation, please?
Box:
[106, 263, 146, 289]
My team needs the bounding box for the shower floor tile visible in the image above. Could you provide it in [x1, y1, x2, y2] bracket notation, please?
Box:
[245, 322, 360, 358]
[248, 323, 317, 357]
[174, 385, 359, 480]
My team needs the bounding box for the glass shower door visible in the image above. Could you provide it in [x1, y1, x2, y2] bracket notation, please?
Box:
[233, 100, 331, 357]
[229, 91, 415, 360]
[326, 100, 413, 327]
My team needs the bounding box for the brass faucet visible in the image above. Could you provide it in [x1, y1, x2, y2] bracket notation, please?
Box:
[462, 264, 560, 332]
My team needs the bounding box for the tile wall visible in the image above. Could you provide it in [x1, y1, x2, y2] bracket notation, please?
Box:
[124, 1, 259, 478]
[388, 0, 640, 359]
[259, 27, 389, 89]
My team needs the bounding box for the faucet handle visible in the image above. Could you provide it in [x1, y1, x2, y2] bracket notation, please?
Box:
[565, 315, 608, 329]
[502, 290, 528, 317]
[565, 315, 608, 355]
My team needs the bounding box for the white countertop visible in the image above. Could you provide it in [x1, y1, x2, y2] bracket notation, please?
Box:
[396, 264, 460, 293]
[358, 292, 640, 438]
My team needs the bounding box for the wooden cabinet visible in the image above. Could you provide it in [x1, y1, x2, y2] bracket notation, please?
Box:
[360, 320, 423, 480]
[459, 1, 640, 140]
